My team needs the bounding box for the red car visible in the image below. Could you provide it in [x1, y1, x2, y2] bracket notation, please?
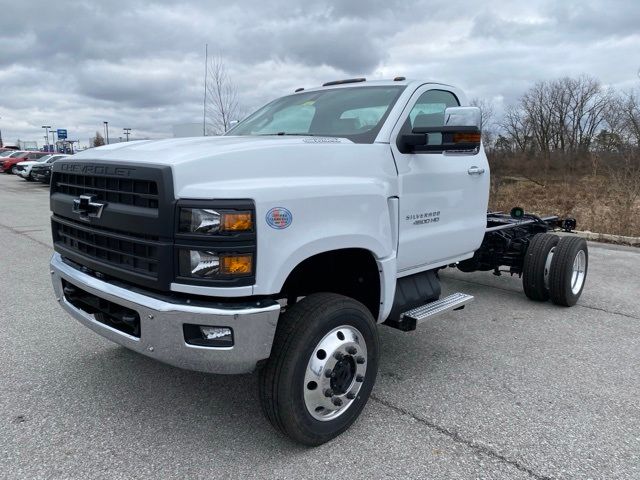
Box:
[1, 151, 49, 174]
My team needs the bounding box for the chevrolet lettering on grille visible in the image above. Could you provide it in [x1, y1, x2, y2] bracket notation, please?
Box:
[72, 194, 106, 221]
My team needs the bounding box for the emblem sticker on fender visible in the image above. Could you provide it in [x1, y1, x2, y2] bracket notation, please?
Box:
[266, 207, 293, 229]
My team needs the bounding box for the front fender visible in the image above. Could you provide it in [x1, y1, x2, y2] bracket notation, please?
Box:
[253, 193, 394, 296]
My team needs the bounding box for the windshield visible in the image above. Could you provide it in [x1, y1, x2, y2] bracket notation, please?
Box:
[227, 86, 405, 143]
[8, 151, 26, 158]
[0, 151, 16, 157]
[37, 155, 53, 163]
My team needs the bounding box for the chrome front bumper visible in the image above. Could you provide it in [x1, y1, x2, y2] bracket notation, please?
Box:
[50, 253, 281, 374]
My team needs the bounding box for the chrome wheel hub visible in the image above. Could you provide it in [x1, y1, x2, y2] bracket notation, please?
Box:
[303, 325, 367, 422]
[571, 249, 586, 294]
[544, 246, 556, 290]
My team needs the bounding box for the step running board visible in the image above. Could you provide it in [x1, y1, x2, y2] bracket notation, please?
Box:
[400, 292, 474, 330]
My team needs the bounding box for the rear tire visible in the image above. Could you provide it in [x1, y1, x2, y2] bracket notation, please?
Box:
[549, 236, 588, 306]
[259, 293, 379, 446]
[522, 233, 559, 301]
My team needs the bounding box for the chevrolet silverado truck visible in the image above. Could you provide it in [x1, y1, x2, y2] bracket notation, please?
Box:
[49, 78, 587, 445]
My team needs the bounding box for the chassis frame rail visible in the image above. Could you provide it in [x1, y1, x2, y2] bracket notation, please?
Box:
[456, 211, 576, 276]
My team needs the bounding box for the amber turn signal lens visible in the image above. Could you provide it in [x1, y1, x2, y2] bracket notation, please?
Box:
[220, 254, 253, 275]
[452, 132, 481, 143]
[222, 212, 253, 231]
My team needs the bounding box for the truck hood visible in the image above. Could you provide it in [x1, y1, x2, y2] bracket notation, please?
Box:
[68, 136, 398, 200]
[72, 136, 354, 166]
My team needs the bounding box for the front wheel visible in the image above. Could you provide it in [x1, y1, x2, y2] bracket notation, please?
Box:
[259, 293, 379, 446]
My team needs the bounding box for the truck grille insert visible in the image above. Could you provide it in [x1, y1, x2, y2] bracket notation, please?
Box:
[53, 218, 160, 279]
[52, 173, 159, 208]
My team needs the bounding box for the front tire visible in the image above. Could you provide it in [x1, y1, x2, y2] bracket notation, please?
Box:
[549, 236, 588, 306]
[259, 293, 379, 446]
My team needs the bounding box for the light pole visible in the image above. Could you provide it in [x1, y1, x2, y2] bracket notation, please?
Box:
[50, 130, 57, 152]
[42, 125, 51, 151]
[103, 121, 110, 144]
[123, 128, 131, 141]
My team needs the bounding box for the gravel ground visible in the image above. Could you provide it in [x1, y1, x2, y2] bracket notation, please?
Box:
[1, 174, 638, 479]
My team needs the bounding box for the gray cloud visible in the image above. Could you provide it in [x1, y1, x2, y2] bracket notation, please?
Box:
[0, 0, 638, 146]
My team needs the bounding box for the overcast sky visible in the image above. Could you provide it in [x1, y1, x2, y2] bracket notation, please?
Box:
[1, 0, 638, 146]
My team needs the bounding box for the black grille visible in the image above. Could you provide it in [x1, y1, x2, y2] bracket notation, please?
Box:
[53, 173, 159, 208]
[62, 279, 141, 337]
[53, 217, 159, 278]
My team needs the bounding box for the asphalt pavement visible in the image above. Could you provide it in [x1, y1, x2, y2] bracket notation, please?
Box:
[1, 173, 638, 480]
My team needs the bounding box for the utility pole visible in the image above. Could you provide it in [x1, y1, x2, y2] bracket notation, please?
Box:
[203, 43, 208, 136]
[103, 121, 110, 144]
[41, 125, 51, 151]
[123, 128, 131, 141]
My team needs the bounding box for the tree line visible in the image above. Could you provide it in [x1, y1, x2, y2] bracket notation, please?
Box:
[488, 75, 640, 161]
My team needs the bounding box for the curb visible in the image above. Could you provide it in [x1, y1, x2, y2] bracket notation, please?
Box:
[571, 230, 640, 247]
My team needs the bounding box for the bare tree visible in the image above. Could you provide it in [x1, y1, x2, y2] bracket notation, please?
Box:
[521, 81, 555, 157]
[501, 104, 532, 153]
[565, 76, 608, 153]
[621, 90, 640, 147]
[470, 97, 496, 147]
[205, 55, 242, 135]
[93, 132, 105, 147]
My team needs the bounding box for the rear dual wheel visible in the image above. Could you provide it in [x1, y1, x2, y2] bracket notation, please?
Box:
[259, 293, 379, 446]
[523, 233, 558, 301]
[548, 236, 588, 306]
[523, 233, 588, 306]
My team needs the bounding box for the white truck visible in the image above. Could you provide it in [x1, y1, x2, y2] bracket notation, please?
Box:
[49, 78, 588, 445]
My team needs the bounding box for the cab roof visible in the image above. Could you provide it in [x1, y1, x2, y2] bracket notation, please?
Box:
[295, 78, 456, 94]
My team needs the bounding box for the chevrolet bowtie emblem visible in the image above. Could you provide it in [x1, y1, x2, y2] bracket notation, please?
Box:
[72, 194, 106, 221]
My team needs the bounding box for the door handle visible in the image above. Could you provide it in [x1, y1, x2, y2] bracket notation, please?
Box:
[467, 166, 485, 175]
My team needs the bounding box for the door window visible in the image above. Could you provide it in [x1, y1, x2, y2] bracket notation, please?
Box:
[402, 90, 459, 148]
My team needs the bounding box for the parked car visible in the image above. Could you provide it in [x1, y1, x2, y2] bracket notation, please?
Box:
[16, 154, 68, 181]
[31, 154, 70, 183]
[0, 149, 19, 157]
[1, 151, 49, 174]
[1, 149, 25, 158]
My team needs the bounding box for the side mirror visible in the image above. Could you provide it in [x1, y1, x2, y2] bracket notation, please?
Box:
[397, 133, 427, 154]
[443, 106, 482, 130]
[399, 106, 482, 153]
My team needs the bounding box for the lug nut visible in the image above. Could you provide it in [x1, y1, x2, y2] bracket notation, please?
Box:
[356, 356, 365, 364]
[324, 369, 332, 378]
[323, 388, 333, 398]
[346, 392, 356, 400]
[356, 374, 364, 383]
[332, 397, 343, 407]
[334, 352, 344, 361]
[346, 346, 357, 355]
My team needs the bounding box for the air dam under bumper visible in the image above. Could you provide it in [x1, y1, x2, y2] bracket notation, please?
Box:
[50, 253, 281, 374]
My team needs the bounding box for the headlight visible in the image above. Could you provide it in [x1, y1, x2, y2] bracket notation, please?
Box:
[179, 250, 253, 278]
[179, 208, 253, 234]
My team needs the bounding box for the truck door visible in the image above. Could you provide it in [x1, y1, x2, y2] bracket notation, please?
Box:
[391, 87, 489, 274]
